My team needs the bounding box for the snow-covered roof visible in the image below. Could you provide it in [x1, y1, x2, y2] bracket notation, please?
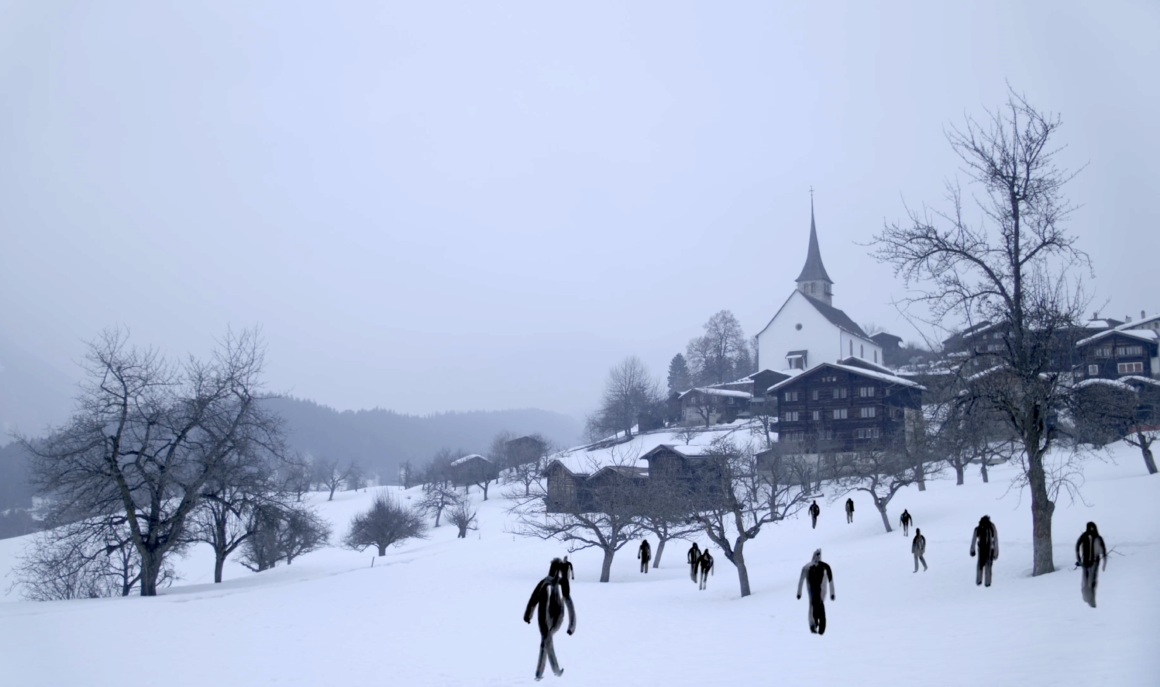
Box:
[1076, 378, 1136, 392]
[1115, 314, 1160, 331]
[1076, 328, 1159, 347]
[766, 361, 926, 394]
[546, 420, 767, 476]
[691, 387, 752, 399]
[450, 454, 490, 467]
[1122, 375, 1160, 388]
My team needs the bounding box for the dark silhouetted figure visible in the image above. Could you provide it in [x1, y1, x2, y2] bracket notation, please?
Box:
[637, 539, 651, 573]
[845, 498, 854, 524]
[561, 556, 574, 581]
[797, 549, 835, 634]
[687, 542, 701, 583]
[912, 528, 927, 572]
[697, 549, 713, 590]
[808, 501, 821, 529]
[900, 509, 913, 537]
[523, 558, 576, 681]
[1076, 522, 1107, 608]
[969, 515, 999, 587]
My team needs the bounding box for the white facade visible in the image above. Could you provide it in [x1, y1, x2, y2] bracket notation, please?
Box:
[755, 290, 882, 373]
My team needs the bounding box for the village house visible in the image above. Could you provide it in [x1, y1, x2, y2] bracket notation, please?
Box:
[448, 453, 500, 490]
[767, 357, 925, 455]
[1073, 328, 1160, 381]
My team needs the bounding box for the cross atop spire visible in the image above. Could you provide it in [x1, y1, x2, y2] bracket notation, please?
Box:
[795, 190, 834, 305]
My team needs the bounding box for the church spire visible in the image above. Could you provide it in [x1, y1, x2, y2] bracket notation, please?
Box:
[795, 190, 834, 305]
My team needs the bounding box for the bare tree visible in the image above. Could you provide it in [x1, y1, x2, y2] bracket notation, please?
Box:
[636, 477, 701, 568]
[448, 501, 478, 539]
[12, 520, 176, 600]
[345, 462, 366, 492]
[1074, 380, 1160, 475]
[398, 460, 417, 489]
[314, 457, 355, 501]
[240, 503, 330, 572]
[694, 437, 811, 597]
[511, 452, 643, 583]
[872, 88, 1089, 576]
[496, 433, 551, 498]
[343, 492, 427, 556]
[686, 310, 748, 385]
[833, 432, 942, 533]
[417, 481, 461, 527]
[585, 356, 663, 441]
[20, 328, 286, 596]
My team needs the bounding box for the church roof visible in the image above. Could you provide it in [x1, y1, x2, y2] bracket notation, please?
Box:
[802, 293, 868, 339]
[795, 201, 833, 284]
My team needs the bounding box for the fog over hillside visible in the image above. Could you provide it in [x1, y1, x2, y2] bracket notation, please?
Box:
[265, 397, 580, 482]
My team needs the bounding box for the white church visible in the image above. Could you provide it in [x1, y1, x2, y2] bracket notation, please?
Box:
[755, 201, 883, 373]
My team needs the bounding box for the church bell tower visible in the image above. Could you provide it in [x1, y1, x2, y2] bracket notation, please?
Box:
[795, 194, 834, 305]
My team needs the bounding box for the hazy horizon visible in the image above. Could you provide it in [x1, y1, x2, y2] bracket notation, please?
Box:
[2, 1, 1157, 422]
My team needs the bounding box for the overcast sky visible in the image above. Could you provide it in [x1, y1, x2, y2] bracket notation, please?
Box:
[1, 1, 1157, 421]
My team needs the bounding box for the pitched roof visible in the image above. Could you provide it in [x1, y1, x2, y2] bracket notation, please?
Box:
[795, 200, 833, 284]
[1075, 328, 1160, 347]
[801, 293, 869, 339]
[766, 361, 925, 394]
[450, 454, 490, 467]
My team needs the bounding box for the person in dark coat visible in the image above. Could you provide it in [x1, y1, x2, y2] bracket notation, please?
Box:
[900, 509, 913, 537]
[637, 539, 651, 574]
[845, 498, 854, 524]
[969, 515, 998, 587]
[687, 542, 701, 583]
[912, 528, 927, 572]
[697, 548, 714, 591]
[797, 549, 835, 634]
[1076, 522, 1107, 608]
[808, 501, 821, 529]
[524, 558, 577, 681]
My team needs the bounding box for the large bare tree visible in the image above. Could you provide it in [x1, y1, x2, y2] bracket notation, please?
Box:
[22, 328, 286, 596]
[694, 437, 811, 597]
[686, 310, 749, 386]
[585, 356, 662, 441]
[872, 89, 1088, 576]
[511, 452, 643, 583]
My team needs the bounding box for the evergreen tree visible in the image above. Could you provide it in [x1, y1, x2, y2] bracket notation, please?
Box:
[667, 353, 691, 394]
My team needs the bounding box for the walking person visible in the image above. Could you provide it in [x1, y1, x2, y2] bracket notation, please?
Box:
[637, 539, 651, 574]
[969, 515, 998, 587]
[687, 542, 701, 583]
[845, 498, 854, 524]
[808, 501, 821, 529]
[697, 548, 713, 591]
[523, 558, 577, 681]
[1075, 522, 1107, 608]
[912, 528, 928, 572]
[797, 549, 835, 635]
[900, 509, 913, 537]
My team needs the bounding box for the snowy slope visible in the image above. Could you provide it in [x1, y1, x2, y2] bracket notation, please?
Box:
[0, 443, 1157, 687]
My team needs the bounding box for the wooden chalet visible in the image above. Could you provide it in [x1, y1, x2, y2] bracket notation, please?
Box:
[768, 357, 925, 454]
[543, 461, 647, 514]
[504, 435, 548, 467]
[670, 369, 791, 427]
[448, 454, 500, 488]
[1074, 328, 1160, 381]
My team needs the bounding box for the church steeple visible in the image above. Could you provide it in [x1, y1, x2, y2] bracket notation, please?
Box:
[795, 192, 834, 305]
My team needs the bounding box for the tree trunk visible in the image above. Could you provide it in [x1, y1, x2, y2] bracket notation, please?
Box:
[915, 461, 927, 491]
[377, 544, 387, 556]
[328, 484, 337, 501]
[1136, 433, 1157, 474]
[653, 538, 665, 568]
[1027, 445, 1055, 576]
[139, 553, 162, 597]
[734, 540, 751, 597]
[877, 502, 892, 533]
[954, 464, 965, 485]
[599, 548, 614, 583]
[980, 461, 990, 483]
[434, 508, 442, 527]
[214, 551, 226, 584]
[482, 481, 489, 500]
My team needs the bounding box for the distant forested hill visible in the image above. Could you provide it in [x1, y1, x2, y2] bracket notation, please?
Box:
[264, 397, 581, 483]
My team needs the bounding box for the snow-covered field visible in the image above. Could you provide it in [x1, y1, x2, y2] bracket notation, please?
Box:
[1, 442, 1157, 687]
